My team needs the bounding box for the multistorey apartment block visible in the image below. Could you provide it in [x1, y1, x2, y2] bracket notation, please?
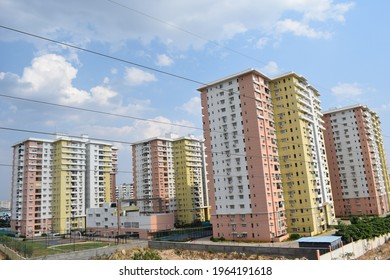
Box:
[323, 105, 390, 217]
[116, 183, 134, 201]
[132, 134, 208, 225]
[199, 69, 288, 242]
[173, 135, 209, 225]
[51, 136, 87, 234]
[11, 138, 53, 237]
[110, 147, 118, 202]
[11, 135, 117, 237]
[271, 72, 337, 236]
[132, 137, 176, 214]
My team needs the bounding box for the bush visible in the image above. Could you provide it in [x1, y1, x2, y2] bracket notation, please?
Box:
[336, 216, 390, 244]
[131, 249, 162, 260]
[210, 236, 225, 242]
[288, 233, 301, 241]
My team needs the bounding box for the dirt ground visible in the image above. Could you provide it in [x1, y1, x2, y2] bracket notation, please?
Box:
[356, 241, 390, 260]
[107, 247, 306, 260]
[107, 241, 390, 260]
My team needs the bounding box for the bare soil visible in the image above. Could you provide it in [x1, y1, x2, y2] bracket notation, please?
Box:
[0, 251, 7, 260]
[356, 241, 390, 260]
[107, 247, 306, 260]
[107, 241, 390, 260]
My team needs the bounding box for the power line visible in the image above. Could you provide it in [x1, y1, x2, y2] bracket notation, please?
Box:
[1, 119, 388, 170]
[1, 25, 389, 143]
[106, 0, 271, 67]
[1, 26, 389, 177]
[0, 25, 205, 86]
[1, 160, 386, 183]
[1, 123, 387, 181]
[0, 93, 201, 131]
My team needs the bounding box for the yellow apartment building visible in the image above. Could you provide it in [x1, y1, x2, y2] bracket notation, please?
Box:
[173, 136, 209, 225]
[11, 134, 117, 237]
[271, 72, 337, 236]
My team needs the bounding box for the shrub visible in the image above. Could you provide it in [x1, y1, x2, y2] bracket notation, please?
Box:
[131, 249, 162, 260]
[288, 233, 301, 241]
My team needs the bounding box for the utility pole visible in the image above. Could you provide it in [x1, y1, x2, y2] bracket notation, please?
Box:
[117, 197, 121, 240]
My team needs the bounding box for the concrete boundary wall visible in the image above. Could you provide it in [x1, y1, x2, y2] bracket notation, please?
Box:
[320, 233, 390, 260]
[0, 244, 25, 260]
[149, 240, 325, 260]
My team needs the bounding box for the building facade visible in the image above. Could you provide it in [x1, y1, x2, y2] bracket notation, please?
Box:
[173, 135, 209, 225]
[10, 138, 53, 237]
[132, 137, 176, 214]
[271, 72, 337, 236]
[10, 135, 117, 237]
[110, 147, 118, 203]
[198, 69, 288, 242]
[132, 134, 209, 225]
[86, 202, 175, 239]
[323, 105, 390, 217]
[51, 136, 89, 235]
[116, 183, 134, 201]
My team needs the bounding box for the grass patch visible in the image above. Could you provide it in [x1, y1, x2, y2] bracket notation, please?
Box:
[26, 241, 110, 258]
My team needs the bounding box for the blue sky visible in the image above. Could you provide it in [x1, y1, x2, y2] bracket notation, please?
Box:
[1, 0, 389, 202]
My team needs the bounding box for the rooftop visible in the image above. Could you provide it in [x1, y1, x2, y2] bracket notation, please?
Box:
[297, 236, 342, 243]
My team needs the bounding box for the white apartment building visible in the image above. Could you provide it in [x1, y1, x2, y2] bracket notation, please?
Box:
[116, 183, 134, 200]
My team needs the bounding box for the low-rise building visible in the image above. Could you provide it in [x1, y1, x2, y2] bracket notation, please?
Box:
[86, 202, 174, 239]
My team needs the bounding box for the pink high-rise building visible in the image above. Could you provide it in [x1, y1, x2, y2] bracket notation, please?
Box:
[11, 138, 53, 237]
[323, 105, 390, 217]
[198, 69, 288, 242]
[132, 137, 176, 214]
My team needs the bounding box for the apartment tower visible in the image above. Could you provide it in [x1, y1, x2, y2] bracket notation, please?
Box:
[323, 105, 390, 217]
[132, 134, 209, 225]
[199, 69, 288, 242]
[271, 72, 337, 236]
[173, 135, 209, 225]
[51, 135, 87, 234]
[10, 138, 53, 237]
[11, 135, 117, 237]
[132, 137, 176, 214]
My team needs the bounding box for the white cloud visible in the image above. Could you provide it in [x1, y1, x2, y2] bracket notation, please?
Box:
[331, 83, 363, 98]
[221, 22, 247, 40]
[256, 37, 269, 49]
[303, 1, 355, 22]
[19, 54, 91, 104]
[275, 19, 332, 39]
[90, 86, 118, 106]
[80, 124, 135, 140]
[125, 67, 157, 86]
[156, 54, 174, 67]
[21, 54, 77, 91]
[0, 53, 154, 130]
[132, 116, 197, 141]
[178, 96, 202, 116]
[260, 61, 281, 75]
[0, 0, 354, 50]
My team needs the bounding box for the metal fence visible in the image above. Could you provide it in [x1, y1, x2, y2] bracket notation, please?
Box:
[153, 226, 213, 241]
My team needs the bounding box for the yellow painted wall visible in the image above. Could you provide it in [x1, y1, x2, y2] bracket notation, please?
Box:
[271, 74, 329, 236]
